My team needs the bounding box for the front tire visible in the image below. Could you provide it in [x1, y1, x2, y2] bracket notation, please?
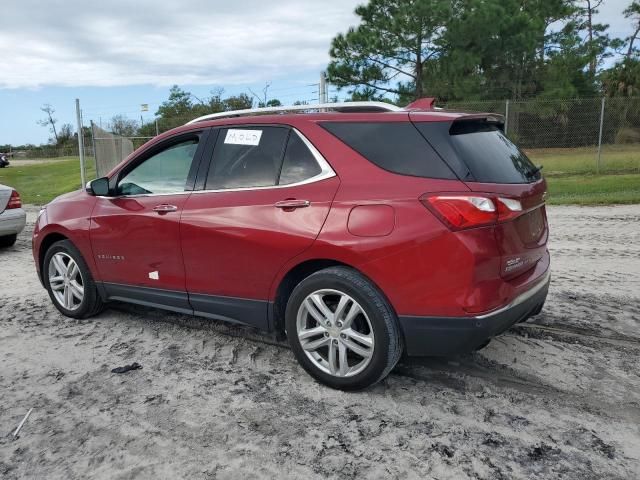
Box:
[43, 240, 104, 319]
[285, 266, 402, 390]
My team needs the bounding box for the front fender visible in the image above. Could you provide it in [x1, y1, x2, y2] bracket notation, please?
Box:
[33, 192, 98, 283]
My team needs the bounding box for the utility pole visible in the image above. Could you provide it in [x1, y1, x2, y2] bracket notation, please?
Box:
[89, 120, 98, 178]
[319, 71, 328, 104]
[596, 97, 606, 174]
[75, 99, 86, 187]
[504, 99, 510, 135]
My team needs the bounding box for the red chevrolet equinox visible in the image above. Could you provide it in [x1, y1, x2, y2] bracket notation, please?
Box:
[33, 99, 550, 390]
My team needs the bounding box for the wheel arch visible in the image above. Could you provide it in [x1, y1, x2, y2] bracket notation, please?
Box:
[38, 232, 69, 281]
[270, 258, 396, 334]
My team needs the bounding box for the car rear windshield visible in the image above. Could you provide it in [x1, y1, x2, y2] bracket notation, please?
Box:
[415, 120, 541, 184]
[321, 122, 456, 180]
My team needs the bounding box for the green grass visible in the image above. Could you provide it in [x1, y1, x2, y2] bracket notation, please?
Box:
[526, 144, 640, 204]
[526, 144, 640, 176]
[1, 153, 639, 206]
[546, 173, 640, 205]
[0, 157, 95, 205]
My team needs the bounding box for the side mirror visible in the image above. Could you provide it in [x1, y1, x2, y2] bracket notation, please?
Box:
[86, 177, 110, 196]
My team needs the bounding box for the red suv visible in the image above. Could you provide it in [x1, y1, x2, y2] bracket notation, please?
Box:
[33, 99, 550, 390]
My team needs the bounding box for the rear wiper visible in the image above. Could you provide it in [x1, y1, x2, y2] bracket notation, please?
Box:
[527, 165, 543, 177]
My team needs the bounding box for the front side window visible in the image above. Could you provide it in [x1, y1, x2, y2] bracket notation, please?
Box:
[206, 127, 289, 190]
[118, 139, 199, 195]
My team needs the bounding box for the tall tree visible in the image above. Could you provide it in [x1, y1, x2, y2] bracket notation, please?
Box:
[223, 94, 254, 111]
[57, 123, 74, 145]
[109, 115, 138, 137]
[571, 1, 622, 78]
[579, 0, 602, 76]
[327, 0, 448, 100]
[155, 86, 194, 119]
[440, 0, 578, 100]
[249, 81, 275, 107]
[37, 104, 59, 144]
[602, 58, 640, 96]
[624, 1, 640, 59]
[328, 0, 594, 102]
[155, 86, 255, 121]
[601, 1, 640, 97]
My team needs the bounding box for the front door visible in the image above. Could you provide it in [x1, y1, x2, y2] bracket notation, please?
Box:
[180, 126, 339, 329]
[90, 131, 208, 311]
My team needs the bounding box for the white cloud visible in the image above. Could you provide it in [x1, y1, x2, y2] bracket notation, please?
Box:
[0, 0, 361, 88]
[0, 0, 635, 90]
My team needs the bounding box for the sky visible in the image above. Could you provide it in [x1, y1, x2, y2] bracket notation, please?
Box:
[0, 0, 635, 145]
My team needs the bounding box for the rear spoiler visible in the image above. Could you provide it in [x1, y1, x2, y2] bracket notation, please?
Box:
[450, 113, 505, 132]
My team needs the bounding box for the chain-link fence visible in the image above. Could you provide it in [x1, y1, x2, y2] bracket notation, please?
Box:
[91, 124, 137, 177]
[9, 144, 93, 160]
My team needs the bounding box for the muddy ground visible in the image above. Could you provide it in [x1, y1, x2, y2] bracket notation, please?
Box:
[1, 205, 639, 479]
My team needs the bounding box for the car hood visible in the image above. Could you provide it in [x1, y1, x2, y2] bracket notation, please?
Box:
[48, 188, 87, 206]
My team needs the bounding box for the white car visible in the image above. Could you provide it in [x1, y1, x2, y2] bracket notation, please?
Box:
[0, 184, 26, 247]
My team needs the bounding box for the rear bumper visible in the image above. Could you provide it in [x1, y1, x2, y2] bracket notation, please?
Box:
[0, 208, 26, 236]
[399, 269, 550, 356]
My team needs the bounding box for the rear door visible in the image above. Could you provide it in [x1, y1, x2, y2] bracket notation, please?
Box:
[413, 116, 548, 279]
[180, 125, 339, 329]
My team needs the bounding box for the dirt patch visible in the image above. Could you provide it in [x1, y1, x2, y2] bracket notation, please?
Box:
[1, 205, 639, 479]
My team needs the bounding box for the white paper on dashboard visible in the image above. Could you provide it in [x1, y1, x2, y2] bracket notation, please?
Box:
[224, 129, 263, 146]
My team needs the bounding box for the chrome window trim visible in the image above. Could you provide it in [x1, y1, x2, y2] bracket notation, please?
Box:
[100, 128, 336, 199]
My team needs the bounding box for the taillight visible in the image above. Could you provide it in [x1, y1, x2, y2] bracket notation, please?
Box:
[7, 190, 21, 209]
[421, 194, 523, 230]
[496, 197, 522, 222]
[423, 195, 496, 230]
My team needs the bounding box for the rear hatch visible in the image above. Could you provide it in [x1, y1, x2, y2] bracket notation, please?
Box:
[411, 114, 548, 279]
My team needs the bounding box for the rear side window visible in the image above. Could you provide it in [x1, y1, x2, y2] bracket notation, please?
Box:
[416, 120, 541, 184]
[206, 127, 288, 190]
[321, 122, 456, 180]
[279, 133, 322, 185]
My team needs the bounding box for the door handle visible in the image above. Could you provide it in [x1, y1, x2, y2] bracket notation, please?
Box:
[153, 204, 178, 214]
[274, 199, 311, 209]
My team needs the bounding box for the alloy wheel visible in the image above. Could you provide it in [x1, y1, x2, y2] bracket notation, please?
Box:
[296, 289, 375, 377]
[48, 252, 84, 311]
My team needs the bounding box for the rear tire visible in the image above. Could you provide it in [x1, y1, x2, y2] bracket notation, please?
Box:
[43, 240, 104, 319]
[285, 266, 402, 390]
[0, 234, 17, 248]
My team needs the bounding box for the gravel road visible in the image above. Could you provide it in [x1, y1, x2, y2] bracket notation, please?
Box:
[1, 205, 639, 479]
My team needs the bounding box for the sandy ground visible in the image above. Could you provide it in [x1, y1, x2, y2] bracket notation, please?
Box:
[1, 205, 639, 479]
